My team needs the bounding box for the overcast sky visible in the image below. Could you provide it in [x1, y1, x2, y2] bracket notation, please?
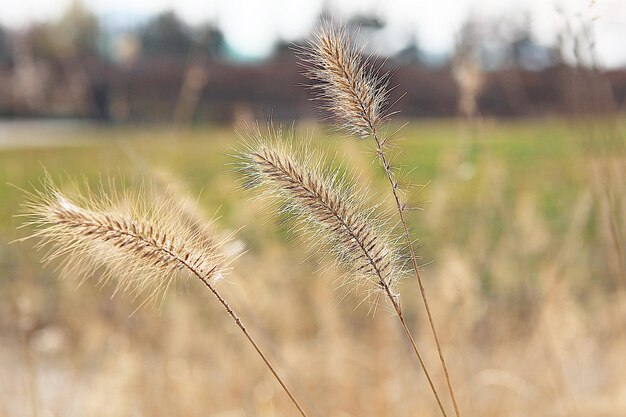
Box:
[1, 0, 625, 67]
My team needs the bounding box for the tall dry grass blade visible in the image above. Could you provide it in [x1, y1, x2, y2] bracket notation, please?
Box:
[19, 180, 310, 417]
[300, 24, 462, 417]
[237, 129, 448, 417]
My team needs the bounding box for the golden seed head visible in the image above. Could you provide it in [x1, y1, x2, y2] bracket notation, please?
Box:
[299, 24, 390, 139]
[20, 180, 230, 306]
[237, 126, 403, 304]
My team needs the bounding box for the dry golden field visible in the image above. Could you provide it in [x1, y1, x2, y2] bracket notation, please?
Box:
[0, 117, 625, 417]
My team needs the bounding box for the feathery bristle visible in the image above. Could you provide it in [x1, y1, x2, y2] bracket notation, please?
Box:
[20, 180, 312, 416]
[20, 180, 229, 305]
[298, 24, 389, 139]
[237, 128, 402, 303]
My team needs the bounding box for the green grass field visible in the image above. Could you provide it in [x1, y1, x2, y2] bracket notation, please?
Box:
[0, 119, 585, 236]
[0, 118, 592, 272]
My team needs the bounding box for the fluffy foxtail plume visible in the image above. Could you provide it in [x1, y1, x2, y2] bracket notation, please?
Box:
[301, 23, 462, 417]
[237, 126, 449, 416]
[237, 127, 403, 307]
[19, 179, 311, 417]
[19, 180, 229, 305]
[299, 24, 389, 139]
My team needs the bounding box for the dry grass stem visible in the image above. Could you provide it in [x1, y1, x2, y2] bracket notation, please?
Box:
[19, 180, 310, 417]
[238, 128, 448, 416]
[300, 24, 462, 417]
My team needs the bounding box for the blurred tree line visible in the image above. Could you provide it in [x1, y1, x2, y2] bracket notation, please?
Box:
[0, 1, 624, 123]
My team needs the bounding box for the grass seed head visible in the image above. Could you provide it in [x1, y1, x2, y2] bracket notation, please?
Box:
[298, 24, 390, 139]
[20, 179, 230, 306]
[236, 126, 404, 306]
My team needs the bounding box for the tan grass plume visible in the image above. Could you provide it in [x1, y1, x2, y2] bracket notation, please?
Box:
[299, 23, 462, 417]
[299, 24, 390, 139]
[237, 127, 402, 305]
[237, 126, 449, 416]
[20, 181, 228, 304]
[18, 178, 310, 417]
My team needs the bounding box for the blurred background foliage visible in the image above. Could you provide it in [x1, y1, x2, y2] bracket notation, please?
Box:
[0, 0, 623, 123]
